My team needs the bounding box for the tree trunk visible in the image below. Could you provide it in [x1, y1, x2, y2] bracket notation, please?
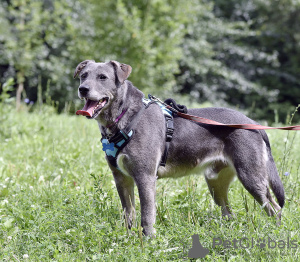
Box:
[16, 4, 25, 112]
[16, 71, 24, 111]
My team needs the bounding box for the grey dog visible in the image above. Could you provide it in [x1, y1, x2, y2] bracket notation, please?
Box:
[74, 60, 284, 236]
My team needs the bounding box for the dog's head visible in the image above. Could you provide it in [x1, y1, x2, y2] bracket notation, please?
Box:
[74, 60, 132, 119]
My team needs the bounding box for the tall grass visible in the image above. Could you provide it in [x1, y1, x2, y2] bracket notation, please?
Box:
[1, 100, 300, 261]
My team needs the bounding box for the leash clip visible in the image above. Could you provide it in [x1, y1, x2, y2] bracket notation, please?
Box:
[148, 94, 164, 105]
[148, 94, 179, 114]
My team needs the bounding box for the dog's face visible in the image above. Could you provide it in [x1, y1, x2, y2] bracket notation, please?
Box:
[74, 60, 132, 119]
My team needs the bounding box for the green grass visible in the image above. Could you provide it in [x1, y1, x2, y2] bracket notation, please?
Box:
[1, 104, 300, 261]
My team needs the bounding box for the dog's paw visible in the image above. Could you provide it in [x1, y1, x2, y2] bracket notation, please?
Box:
[142, 226, 156, 238]
[222, 212, 235, 220]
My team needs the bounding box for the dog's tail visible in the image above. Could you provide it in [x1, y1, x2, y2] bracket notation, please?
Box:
[260, 130, 285, 208]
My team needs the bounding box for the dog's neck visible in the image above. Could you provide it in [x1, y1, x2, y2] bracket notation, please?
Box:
[97, 81, 144, 137]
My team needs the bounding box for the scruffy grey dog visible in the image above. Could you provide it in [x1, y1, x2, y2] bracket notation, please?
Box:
[74, 60, 284, 236]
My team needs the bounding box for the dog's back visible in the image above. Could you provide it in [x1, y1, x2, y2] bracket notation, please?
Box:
[158, 106, 284, 220]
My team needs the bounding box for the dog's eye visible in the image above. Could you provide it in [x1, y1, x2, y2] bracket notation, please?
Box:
[98, 74, 107, 80]
[81, 72, 88, 79]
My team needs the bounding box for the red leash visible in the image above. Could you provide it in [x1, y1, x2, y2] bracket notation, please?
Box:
[149, 95, 300, 131]
[173, 110, 300, 131]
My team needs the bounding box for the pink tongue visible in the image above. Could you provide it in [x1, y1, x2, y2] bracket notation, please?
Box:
[76, 99, 99, 117]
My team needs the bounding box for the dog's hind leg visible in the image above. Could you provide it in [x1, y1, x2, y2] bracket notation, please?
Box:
[236, 167, 281, 221]
[205, 161, 236, 218]
[113, 171, 136, 229]
[232, 148, 282, 223]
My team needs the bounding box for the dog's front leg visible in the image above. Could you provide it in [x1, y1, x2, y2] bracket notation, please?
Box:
[134, 175, 157, 237]
[113, 171, 136, 229]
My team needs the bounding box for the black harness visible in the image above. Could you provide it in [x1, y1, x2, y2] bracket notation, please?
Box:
[101, 96, 178, 169]
[101, 106, 145, 169]
[142, 97, 175, 167]
[101, 129, 134, 168]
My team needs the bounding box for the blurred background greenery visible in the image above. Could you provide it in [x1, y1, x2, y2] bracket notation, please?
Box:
[0, 0, 299, 123]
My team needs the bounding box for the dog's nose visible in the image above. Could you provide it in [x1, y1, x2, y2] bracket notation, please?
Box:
[79, 86, 89, 96]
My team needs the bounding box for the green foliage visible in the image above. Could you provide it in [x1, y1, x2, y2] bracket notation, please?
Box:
[0, 78, 14, 104]
[0, 106, 300, 260]
[252, 0, 300, 121]
[0, 0, 299, 122]
[209, 0, 300, 121]
[0, 0, 91, 108]
[86, 0, 195, 95]
[175, 0, 299, 122]
[0, 78, 15, 127]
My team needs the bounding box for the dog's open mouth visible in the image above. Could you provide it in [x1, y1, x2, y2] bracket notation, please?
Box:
[76, 98, 108, 118]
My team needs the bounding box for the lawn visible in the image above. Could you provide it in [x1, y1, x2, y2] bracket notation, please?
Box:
[1, 104, 300, 261]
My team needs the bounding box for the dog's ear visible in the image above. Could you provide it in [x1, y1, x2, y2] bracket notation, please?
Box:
[73, 60, 95, 79]
[110, 60, 132, 84]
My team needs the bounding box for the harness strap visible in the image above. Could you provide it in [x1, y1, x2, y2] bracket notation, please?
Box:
[160, 115, 174, 166]
[101, 130, 133, 168]
[101, 105, 147, 169]
[144, 95, 175, 166]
